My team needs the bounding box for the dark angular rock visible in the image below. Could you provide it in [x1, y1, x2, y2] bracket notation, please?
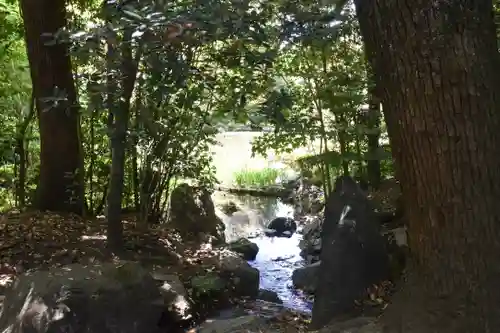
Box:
[257, 289, 283, 304]
[311, 176, 389, 329]
[265, 217, 297, 237]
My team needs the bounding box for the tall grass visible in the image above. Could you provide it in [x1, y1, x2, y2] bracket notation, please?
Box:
[233, 168, 285, 188]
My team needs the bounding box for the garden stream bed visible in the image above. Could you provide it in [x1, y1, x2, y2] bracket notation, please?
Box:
[212, 191, 313, 314]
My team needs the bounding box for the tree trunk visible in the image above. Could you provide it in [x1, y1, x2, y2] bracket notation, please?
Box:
[131, 88, 142, 212]
[20, 0, 84, 214]
[366, 88, 381, 189]
[131, 140, 140, 212]
[354, 0, 500, 332]
[106, 28, 140, 251]
[15, 92, 34, 208]
[337, 114, 350, 175]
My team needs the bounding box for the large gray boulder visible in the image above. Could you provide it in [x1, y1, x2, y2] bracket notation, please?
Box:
[169, 183, 226, 244]
[0, 262, 164, 333]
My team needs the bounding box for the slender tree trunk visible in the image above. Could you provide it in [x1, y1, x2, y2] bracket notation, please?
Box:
[131, 88, 142, 212]
[366, 87, 381, 189]
[88, 108, 96, 214]
[15, 92, 35, 207]
[19, 0, 84, 214]
[338, 114, 350, 175]
[131, 139, 140, 211]
[16, 91, 35, 208]
[106, 28, 141, 251]
[16, 130, 31, 207]
[355, 0, 500, 331]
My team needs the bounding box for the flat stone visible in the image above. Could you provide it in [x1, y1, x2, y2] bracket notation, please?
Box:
[196, 315, 268, 333]
[317, 317, 382, 333]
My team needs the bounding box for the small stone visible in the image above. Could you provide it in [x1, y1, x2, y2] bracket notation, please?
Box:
[221, 201, 240, 215]
[257, 289, 283, 304]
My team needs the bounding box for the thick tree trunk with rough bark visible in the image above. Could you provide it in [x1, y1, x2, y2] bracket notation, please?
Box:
[355, 0, 500, 332]
[20, 0, 84, 214]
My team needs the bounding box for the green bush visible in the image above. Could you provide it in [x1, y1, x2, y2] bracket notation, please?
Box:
[232, 168, 285, 188]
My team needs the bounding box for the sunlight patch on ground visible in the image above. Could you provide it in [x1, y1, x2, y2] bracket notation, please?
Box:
[81, 234, 106, 240]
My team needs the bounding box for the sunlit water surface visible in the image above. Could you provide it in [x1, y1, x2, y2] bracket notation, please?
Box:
[213, 192, 313, 313]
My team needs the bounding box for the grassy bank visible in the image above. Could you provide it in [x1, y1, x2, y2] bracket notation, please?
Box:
[233, 168, 286, 188]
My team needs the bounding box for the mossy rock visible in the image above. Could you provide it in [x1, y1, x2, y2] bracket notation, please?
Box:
[190, 273, 226, 296]
[228, 238, 259, 261]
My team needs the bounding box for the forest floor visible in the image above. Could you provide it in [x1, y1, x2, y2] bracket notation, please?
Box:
[0, 210, 232, 288]
[0, 210, 314, 331]
[0, 180, 401, 332]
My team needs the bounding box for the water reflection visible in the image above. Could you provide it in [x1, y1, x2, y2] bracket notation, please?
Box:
[233, 195, 294, 222]
[249, 234, 312, 312]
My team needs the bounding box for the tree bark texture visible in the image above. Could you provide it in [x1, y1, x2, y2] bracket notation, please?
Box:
[20, 0, 84, 214]
[355, 0, 500, 332]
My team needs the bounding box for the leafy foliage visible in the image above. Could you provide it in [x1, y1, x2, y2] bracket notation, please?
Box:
[0, 0, 394, 220]
[0, 0, 37, 209]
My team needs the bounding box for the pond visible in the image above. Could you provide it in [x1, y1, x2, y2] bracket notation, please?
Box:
[213, 192, 313, 314]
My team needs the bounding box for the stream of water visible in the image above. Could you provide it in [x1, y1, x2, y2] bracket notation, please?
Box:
[213, 192, 313, 314]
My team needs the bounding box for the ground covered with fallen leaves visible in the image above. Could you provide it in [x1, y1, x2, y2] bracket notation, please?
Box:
[0, 210, 231, 296]
[0, 180, 403, 332]
[0, 210, 315, 331]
